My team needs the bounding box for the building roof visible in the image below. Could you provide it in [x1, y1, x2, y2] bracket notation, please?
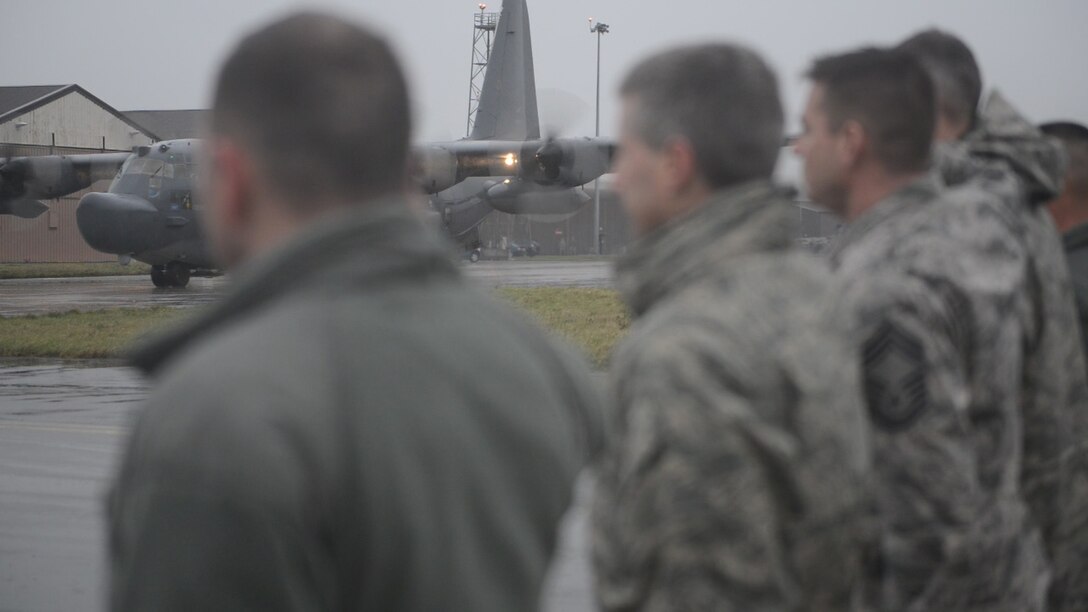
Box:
[0, 84, 160, 139]
[123, 109, 209, 141]
[0, 85, 70, 119]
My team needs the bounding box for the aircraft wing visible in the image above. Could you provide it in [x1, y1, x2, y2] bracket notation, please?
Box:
[413, 137, 615, 194]
[0, 151, 130, 218]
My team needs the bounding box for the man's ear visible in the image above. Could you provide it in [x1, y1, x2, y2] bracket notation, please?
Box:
[210, 140, 256, 230]
[838, 119, 868, 170]
[662, 137, 700, 195]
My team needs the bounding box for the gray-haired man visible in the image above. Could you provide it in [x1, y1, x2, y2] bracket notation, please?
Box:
[592, 43, 871, 612]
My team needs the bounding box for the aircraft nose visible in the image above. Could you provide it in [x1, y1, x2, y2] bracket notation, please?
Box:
[76, 192, 161, 255]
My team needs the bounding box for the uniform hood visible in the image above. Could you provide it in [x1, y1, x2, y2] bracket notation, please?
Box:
[937, 91, 1067, 206]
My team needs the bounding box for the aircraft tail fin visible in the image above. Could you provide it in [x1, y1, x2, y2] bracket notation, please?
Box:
[470, 0, 540, 141]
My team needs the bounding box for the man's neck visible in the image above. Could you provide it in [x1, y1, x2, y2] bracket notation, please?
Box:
[844, 169, 927, 222]
[934, 115, 970, 144]
[639, 182, 714, 236]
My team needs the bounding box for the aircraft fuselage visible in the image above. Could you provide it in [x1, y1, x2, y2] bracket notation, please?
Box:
[76, 139, 212, 287]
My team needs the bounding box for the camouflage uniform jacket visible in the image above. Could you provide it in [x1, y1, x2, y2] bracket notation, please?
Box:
[593, 181, 873, 612]
[828, 175, 1052, 612]
[936, 92, 1088, 612]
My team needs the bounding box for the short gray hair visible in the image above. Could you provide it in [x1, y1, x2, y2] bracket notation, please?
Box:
[211, 12, 411, 210]
[620, 43, 783, 189]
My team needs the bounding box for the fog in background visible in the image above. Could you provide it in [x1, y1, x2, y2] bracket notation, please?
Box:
[4, 0, 1086, 142]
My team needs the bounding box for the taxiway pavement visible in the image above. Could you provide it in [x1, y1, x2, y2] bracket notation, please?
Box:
[0, 259, 610, 611]
[0, 260, 613, 317]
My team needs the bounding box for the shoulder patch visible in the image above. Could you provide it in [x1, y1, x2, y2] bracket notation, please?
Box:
[862, 320, 928, 431]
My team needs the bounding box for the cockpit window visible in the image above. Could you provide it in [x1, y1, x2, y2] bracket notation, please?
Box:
[108, 156, 187, 197]
[128, 158, 169, 178]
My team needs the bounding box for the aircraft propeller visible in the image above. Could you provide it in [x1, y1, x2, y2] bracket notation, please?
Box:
[0, 157, 49, 219]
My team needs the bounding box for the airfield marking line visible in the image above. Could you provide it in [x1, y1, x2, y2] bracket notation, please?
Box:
[0, 420, 126, 436]
[0, 436, 118, 455]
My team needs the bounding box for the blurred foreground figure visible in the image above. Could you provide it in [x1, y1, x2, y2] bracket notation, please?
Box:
[899, 30, 1088, 612]
[592, 44, 872, 612]
[1041, 120, 1088, 371]
[798, 46, 1053, 611]
[107, 13, 602, 611]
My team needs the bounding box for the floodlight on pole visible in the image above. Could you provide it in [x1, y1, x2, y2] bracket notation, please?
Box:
[590, 18, 609, 255]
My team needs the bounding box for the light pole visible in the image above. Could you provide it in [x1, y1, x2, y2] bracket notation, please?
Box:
[589, 18, 609, 255]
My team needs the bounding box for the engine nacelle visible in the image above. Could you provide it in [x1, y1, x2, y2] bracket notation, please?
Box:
[488, 183, 591, 216]
[413, 141, 528, 194]
[413, 146, 459, 194]
[528, 137, 614, 188]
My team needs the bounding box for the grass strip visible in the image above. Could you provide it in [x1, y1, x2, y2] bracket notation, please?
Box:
[497, 287, 629, 366]
[0, 307, 186, 359]
[0, 262, 151, 279]
[0, 287, 630, 364]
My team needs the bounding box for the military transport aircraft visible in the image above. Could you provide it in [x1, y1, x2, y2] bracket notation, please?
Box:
[0, 0, 613, 287]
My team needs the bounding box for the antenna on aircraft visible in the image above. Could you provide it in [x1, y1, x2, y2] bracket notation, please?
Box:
[466, 3, 499, 137]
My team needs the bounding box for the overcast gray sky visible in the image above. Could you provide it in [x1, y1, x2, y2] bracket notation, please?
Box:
[4, 0, 1086, 142]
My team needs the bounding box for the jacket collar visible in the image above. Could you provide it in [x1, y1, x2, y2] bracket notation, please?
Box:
[826, 174, 942, 266]
[616, 180, 796, 317]
[129, 197, 458, 375]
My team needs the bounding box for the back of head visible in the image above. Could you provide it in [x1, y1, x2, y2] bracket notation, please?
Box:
[620, 43, 783, 190]
[1041, 121, 1088, 200]
[897, 29, 982, 137]
[807, 47, 935, 174]
[211, 12, 411, 211]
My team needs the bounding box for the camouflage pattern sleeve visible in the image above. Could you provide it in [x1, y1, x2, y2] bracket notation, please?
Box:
[1051, 443, 1088, 611]
[593, 336, 809, 612]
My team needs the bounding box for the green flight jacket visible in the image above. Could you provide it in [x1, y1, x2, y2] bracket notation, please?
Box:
[108, 200, 603, 611]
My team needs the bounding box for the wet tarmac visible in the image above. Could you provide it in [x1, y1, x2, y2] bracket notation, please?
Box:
[0, 276, 224, 317]
[0, 362, 597, 611]
[0, 364, 140, 612]
[0, 260, 611, 610]
[0, 259, 613, 605]
[0, 260, 614, 317]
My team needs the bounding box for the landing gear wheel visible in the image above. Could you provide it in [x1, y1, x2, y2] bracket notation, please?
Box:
[150, 265, 169, 288]
[165, 262, 191, 288]
[469, 250, 480, 263]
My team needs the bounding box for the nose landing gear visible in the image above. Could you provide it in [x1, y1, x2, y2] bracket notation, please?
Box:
[151, 262, 191, 288]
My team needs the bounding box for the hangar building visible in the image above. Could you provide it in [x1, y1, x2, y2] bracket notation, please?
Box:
[0, 85, 159, 263]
